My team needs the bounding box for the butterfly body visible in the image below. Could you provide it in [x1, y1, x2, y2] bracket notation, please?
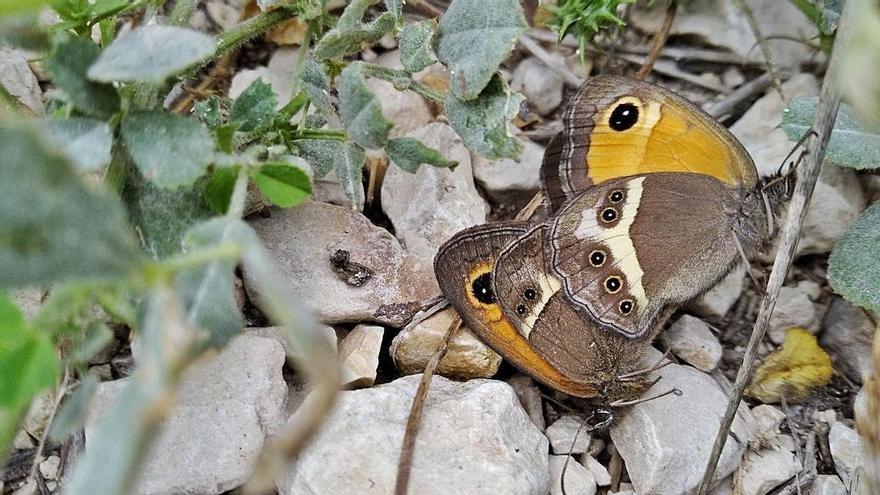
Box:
[434, 75, 787, 400]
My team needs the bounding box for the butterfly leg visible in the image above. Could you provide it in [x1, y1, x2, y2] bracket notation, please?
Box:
[616, 349, 674, 381]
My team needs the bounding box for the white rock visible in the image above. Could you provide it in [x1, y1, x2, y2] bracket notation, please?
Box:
[768, 285, 819, 344]
[691, 264, 745, 319]
[472, 139, 545, 201]
[339, 324, 384, 388]
[813, 474, 847, 495]
[828, 421, 867, 489]
[631, 0, 819, 68]
[854, 386, 868, 425]
[383, 123, 489, 269]
[739, 447, 801, 495]
[749, 404, 785, 450]
[0, 47, 43, 114]
[205, 1, 240, 31]
[512, 57, 564, 116]
[86, 335, 288, 494]
[391, 307, 502, 379]
[721, 67, 745, 88]
[244, 201, 438, 326]
[661, 315, 722, 372]
[277, 375, 549, 494]
[582, 455, 611, 486]
[13, 287, 44, 319]
[821, 297, 875, 384]
[546, 415, 592, 454]
[507, 374, 546, 430]
[365, 78, 432, 138]
[610, 349, 751, 494]
[799, 164, 867, 255]
[242, 325, 337, 365]
[549, 455, 597, 495]
[39, 455, 60, 480]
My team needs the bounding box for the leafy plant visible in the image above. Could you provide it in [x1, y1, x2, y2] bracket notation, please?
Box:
[544, 0, 636, 56]
[0, 0, 530, 491]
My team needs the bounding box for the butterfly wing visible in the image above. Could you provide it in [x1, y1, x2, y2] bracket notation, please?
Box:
[434, 223, 602, 398]
[492, 224, 646, 390]
[549, 173, 763, 338]
[542, 75, 758, 211]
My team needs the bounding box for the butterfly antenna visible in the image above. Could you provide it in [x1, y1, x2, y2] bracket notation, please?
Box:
[609, 386, 682, 408]
[773, 128, 816, 178]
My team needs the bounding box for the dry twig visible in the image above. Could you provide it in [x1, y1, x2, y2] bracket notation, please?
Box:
[518, 33, 584, 88]
[695, 0, 859, 491]
[634, 1, 678, 81]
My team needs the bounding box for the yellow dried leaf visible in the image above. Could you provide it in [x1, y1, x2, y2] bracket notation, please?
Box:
[745, 328, 834, 403]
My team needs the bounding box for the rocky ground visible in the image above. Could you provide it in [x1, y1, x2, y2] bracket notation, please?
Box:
[3, 0, 878, 494]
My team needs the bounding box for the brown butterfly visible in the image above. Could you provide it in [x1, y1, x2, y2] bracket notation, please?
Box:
[435, 75, 787, 399]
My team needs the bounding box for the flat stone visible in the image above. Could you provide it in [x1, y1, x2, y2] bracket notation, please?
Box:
[582, 455, 611, 486]
[244, 201, 438, 326]
[228, 47, 301, 107]
[690, 264, 745, 320]
[205, 1, 240, 31]
[365, 77, 432, 139]
[339, 324, 384, 388]
[86, 335, 288, 494]
[854, 386, 868, 425]
[549, 455, 597, 495]
[277, 375, 549, 495]
[750, 404, 786, 450]
[0, 47, 43, 114]
[739, 447, 801, 495]
[813, 474, 847, 495]
[472, 139, 545, 202]
[661, 315, 722, 372]
[610, 348, 751, 494]
[382, 122, 488, 270]
[828, 421, 867, 490]
[507, 374, 546, 430]
[38, 455, 60, 481]
[512, 56, 564, 116]
[821, 297, 875, 384]
[391, 307, 502, 379]
[546, 415, 592, 455]
[768, 285, 820, 344]
[799, 164, 867, 256]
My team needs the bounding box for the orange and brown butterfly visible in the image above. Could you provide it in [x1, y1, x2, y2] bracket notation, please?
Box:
[435, 75, 787, 399]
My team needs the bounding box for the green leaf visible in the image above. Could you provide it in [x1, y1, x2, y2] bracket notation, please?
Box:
[337, 142, 365, 210]
[400, 20, 437, 73]
[121, 110, 215, 188]
[1, 0, 48, 16]
[298, 59, 333, 116]
[314, 0, 396, 60]
[88, 26, 216, 84]
[251, 160, 313, 208]
[445, 74, 523, 159]
[49, 374, 98, 443]
[194, 96, 223, 129]
[384, 0, 403, 18]
[295, 139, 341, 178]
[782, 96, 880, 170]
[204, 167, 238, 214]
[174, 218, 246, 347]
[435, 0, 526, 100]
[338, 62, 392, 149]
[45, 37, 120, 117]
[0, 126, 142, 288]
[229, 78, 277, 132]
[42, 118, 112, 172]
[828, 203, 880, 312]
[386, 137, 457, 173]
[0, 293, 59, 457]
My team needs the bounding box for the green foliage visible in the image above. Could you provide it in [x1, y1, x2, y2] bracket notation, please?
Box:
[298, 60, 333, 116]
[400, 20, 436, 73]
[828, 203, 880, 312]
[545, 0, 634, 56]
[339, 62, 392, 149]
[788, 0, 840, 52]
[121, 111, 215, 188]
[387, 137, 457, 173]
[435, 0, 526, 100]
[88, 26, 216, 84]
[839, 0, 880, 124]
[229, 78, 277, 132]
[45, 37, 120, 116]
[445, 75, 524, 159]
[251, 161, 313, 208]
[42, 117, 112, 171]
[314, 0, 396, 61]
[782, 96, 880, 170]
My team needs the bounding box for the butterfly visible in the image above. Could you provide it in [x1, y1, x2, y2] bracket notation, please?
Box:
[435, 75, 786, 399]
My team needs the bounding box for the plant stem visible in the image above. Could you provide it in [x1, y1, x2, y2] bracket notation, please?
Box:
[168, 0, 199, 27]
[227, 166, 249, 219]
[360, 63, 445, 103]
[290, 128, 348, 141]
[696, 0, 858, 492]
[216, 7, 299, 58]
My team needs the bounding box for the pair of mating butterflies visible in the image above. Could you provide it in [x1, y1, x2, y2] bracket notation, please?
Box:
[436, 75, 785, 401]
